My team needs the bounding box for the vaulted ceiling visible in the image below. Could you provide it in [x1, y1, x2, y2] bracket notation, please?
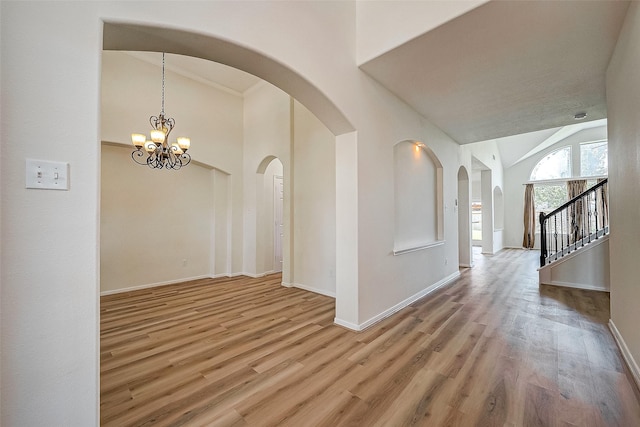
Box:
[360, 0, 629, 144]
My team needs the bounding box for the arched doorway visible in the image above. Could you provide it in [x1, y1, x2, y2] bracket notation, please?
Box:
[256, 156, 284, 274]
[101, 21, 357, 325]
[457, 166, 472, 267]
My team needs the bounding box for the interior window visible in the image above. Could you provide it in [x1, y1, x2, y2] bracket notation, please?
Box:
[530, 146, 572, 181]
[580, 141, 608, 177]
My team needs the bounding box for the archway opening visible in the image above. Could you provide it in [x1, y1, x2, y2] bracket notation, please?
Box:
[457, 166, 472, 268]
[256, 156, 285, 274]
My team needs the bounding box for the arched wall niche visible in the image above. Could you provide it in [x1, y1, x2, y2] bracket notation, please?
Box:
[393, 140, 444, 255]
[102, 21, 354, 136]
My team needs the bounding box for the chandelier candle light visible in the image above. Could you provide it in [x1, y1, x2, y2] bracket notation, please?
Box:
[131, 53, 191, 170]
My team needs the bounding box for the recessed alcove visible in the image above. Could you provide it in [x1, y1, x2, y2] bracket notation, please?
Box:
[393, 140, 444, 255]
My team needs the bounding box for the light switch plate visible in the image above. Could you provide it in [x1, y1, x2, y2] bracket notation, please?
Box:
[26, 159, 69, 190]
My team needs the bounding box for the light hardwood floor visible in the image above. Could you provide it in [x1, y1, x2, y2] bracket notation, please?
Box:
[101, 249, 640, 426]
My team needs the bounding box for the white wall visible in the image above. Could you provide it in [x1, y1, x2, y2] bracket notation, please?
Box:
[242, 83, 291, 278]
[2, 3, 102, 425]
[213, 169, 232, 277]
[354, 75, 462, 325]
[539, 237, 610, 291]
[292, 100, 336, 296]
[100, 144, 214, 292]
[606, 1, 640, 383]
[101, 52, 245, 279]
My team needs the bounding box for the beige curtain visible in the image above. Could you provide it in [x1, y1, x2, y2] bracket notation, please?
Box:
[523, 184, 535, 249]
[597, 178, 609, 229]
[567, 179, 587, 243]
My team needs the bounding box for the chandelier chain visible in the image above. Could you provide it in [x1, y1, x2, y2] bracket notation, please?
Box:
[161, 52, 165, 116]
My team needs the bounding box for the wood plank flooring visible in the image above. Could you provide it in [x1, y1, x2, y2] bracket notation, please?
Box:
[101, 249, 640, 426]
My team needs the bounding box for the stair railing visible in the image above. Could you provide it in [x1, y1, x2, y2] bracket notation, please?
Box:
[539, 178, 608, 267]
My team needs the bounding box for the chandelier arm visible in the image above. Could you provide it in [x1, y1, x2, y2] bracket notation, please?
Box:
[150, 115, 161, 130]
[164, 118, 175, 139]
[180, 153, 192, 167]
[147, 152, 160, 169]
[167, 150, 180, 170]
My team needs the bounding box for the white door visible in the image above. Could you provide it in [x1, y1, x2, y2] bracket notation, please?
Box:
[274, 176, 284, 272]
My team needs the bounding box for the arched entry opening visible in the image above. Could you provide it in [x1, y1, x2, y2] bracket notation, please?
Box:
[471, 156, 494, 254]
[100, 22, 356, 321]
[256, 156, 285, 275]
[457, 166, 472, 268]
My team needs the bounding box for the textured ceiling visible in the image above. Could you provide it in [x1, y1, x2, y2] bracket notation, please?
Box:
[360, 1, 629, 144]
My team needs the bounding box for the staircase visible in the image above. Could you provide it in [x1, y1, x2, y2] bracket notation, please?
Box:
[538, 179, 609, 291]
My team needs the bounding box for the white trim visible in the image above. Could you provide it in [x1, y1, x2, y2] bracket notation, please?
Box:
[282, 282, 336, 298]
[339, 271, 460, 332]
[542, 280, 608, 292]
[100, 275, 212, 296]
[229, 271, 277, 279]
[333, 318, 360, 331]
[525, 175, 607, 186]
[263, 270, 277, 276]
[609, 319, 640, 390]
[393, 240, 445, 256]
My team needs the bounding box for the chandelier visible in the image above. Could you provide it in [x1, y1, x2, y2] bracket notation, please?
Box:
[131, 53, 191, 170]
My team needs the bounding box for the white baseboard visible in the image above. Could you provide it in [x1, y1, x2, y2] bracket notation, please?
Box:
[228, 272, 245, 278]
[341, 271, 461, 332]
[100, 275, 212, 296]
[334, 317, 360, 331]
[280, 281, 336, 298]
[609, 319, 640, 390]
[228, 271, 277, 279]
[541, 280, 609, 292]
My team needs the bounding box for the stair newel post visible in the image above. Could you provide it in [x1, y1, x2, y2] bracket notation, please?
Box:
[540, 211, 547, 267]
